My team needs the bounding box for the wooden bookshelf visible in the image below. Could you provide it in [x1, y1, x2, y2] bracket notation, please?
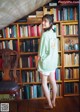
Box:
[0, 0, 79, 100]
[61, 21, 79, 96]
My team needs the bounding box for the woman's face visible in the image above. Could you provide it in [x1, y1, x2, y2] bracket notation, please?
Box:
[42, 18, 50, 29]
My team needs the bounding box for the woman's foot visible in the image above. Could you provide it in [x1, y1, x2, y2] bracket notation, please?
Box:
[52, 100, 56, 107]
[44, 102, 53, 109]
[49, 103, 53, 109]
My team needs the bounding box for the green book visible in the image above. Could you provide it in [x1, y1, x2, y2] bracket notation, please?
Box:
[24, 85, 30, 99]
[37, 85, 42, 97]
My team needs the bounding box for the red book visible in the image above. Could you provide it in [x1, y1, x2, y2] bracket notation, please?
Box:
[37, 24, 42, 36]
[28, 25, 31, 37]
[31, 26, 35, 36]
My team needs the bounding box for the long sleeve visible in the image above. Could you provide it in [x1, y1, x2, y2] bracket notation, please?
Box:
[38, 33, 49, 60]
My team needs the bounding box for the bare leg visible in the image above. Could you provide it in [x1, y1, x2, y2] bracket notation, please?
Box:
[40, 73, 53, 108]
[48, 71, 57, 107]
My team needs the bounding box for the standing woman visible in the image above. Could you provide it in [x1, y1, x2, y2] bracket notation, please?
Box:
[38, 14, 58, 108]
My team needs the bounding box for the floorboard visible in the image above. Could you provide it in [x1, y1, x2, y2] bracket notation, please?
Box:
[0, 96, 79, 112]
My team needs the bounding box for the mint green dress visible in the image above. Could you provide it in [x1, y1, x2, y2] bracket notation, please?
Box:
[38, 29, 58, 76]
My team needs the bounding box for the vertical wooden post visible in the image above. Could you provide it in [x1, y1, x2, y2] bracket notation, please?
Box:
[78, 1, 80, 78]
[78, 0, 80, 97]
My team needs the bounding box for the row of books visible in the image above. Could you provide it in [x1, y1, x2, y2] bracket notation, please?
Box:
[20, 54, 61, 68]
[64, 68, 79, 79]
[62, 24, 78, 35]
[18, 24, 60, 37]
[21, 68, 61, 83]
[64, 82, 80, 94]
[0, 23, 60, 39]
[20, 55, 37, 68]
[23, 83, 62, 99]
[1, 25, 17, 38]
[43, 7, 78, 21]
[20, 37, 60, 52]
[28, 6, 78, 21]
[19, 24, 42, 37]
[22, 70, 41, 83]
[23, 84, 43, 99]
[0, 40, 18, 51]
[20, 39, 39, 52]
[0, 38, 39, 52]
[59, 7, 78, 21]
[0, 35, 60, 53]
[64, 53, 79, 66]
[0, 24, 42, 38]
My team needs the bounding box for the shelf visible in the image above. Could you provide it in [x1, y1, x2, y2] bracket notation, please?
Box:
[61, 21, 78, 24]
[64, 94, 79, 97]
[28, 96, 63, 100]
[64, 50, 79, 53]
[57, 66, 62, 68]
[22, 80, 62, 85]
[19, 36, 40, 40]
[17, 21, 41, 25]
[20, 52, 38, 55]
[64, 65, 79, 68]
[64, 79, 79, 83]
[20, 68, 37, 70]
[56, 80, 62, 83]
[58, 51, 62, 53]
[0, 38, 18, 40]
[57, 35, 61, 37]
[63, 34, 78, 37]
[22, 82, 42, 85]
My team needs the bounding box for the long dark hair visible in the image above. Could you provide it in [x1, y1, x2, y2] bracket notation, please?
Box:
[42, 14, 54, 31]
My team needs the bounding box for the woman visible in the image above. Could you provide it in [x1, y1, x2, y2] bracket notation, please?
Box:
[38, 14, 58, 108]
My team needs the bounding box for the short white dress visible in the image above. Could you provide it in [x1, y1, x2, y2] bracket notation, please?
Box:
[38, 28, 58, 76]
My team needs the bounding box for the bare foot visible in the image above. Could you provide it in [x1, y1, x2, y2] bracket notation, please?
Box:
[49, 103, 53, 109]
[44, 102, 53, 109]
[52, 100, 56, 107]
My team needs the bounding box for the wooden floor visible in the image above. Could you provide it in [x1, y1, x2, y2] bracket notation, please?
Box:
[0, 96, 80, 112]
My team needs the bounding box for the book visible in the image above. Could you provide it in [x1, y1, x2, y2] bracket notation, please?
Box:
[33, 85, 37, 98]
[55, 68, 61, 80]
[23, 85, 30, 99]
[22, 71, 27, 82]
[37, 85, 42, 97]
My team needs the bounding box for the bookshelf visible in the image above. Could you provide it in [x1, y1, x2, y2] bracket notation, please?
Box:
[0, 0, 79, 100]
[61, 21, 79, 96]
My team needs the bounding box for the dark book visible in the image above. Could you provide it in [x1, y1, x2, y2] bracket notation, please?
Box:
[20, 41, 26, 52]
[23, 85, 30, 99]
[22, 56, 28, 67]
[37, 85, 42, 97]
[30, 39, 33, 52]
[70, 8, 74, 20]
[25, 40, 31, 52]
[12, 40, 18, 51]
[0, 71, 2, 81]
[22, 71, 27, 82]
[33, 39, 38, 52]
